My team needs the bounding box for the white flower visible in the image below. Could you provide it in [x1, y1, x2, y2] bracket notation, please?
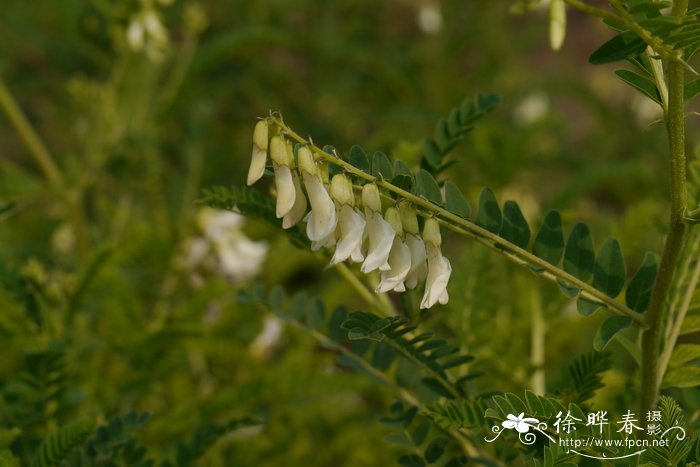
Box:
[247, 120, 268, 186]
[249, 314, 284, 360]
[298, 147, 337, 245]
[282, 173, 307, 229]
[215, 235, 268, 281]
[420, 218, 451, 309]
[376, 208, 411, 293]
[502, 413, 540, 434]
[331, 204, 366, 264]
[404, 234, 428, 289]
[270, 136, 296, 218]
[360, 184, 395, 273]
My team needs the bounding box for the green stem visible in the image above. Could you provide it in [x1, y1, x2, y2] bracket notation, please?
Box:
[271, 116, 643, 325]
[334, 262, 394, 316]
[640, 17, 688, 416]
[562, 0, 617, 22]
[530, 285, 546, 396]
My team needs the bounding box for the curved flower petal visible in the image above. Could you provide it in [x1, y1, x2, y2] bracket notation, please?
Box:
[376, 237, 411, 293]
[420, 243, 452, 309]
[515, 421, 532, 433]
[302, 172, 337, 242]
[282, 173, 308, 229]
[310, 223, 337, 251]
[502, 420, 518, 430]
[361, 209, 395, 273]
[404, 234, 427, 289]
[274, 164, 296, 218]
[247, 145, 267, 186]
[331, 205, 366, 264]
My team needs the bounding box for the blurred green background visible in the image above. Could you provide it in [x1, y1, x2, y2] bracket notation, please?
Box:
[0, 0, 695, 465]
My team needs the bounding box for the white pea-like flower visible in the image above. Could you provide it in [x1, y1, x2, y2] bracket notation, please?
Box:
[361, 184, 395, 273]
[298, 147, 337, 248]
[420, 218, 451, 309]
[270, 136, 296, 218]
[399, 204, 428, 289]
[247, 120, 269, 186]
[376, 208, 411, 293]
[330, 174, 365, 264]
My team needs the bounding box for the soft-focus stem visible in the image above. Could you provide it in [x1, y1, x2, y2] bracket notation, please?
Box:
[640, 1, 688, 416]
[334, 262, 394, 316]
[530, 285, 546, 396]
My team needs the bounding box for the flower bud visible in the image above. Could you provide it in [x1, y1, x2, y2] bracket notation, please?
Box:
[384, 207, 403, 236]
[298, 146, 318, 176]
[270, 136, 291, 166]
[330, 174, 354, 206]
[422, 217, 442, 247]
[399, 204, 419, 236]
[361, 183, 382, 212]
[253, 119, 269, 151]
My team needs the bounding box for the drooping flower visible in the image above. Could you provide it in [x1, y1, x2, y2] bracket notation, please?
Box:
[330, 174, 365, 264]
[361, 184, 395, 273]
[247, 120, 268, 186]
[502, 413, 540, 434]
[399, 204, 428, 289]
[298, 146, 337, 248]
[376, 207, 411, 293]
[420, 218, 451, 309]
[270, 135, 296, 218]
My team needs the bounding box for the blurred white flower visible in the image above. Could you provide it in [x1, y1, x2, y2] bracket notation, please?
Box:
[126, 7, 170, 62]
[513, 92, 550, 126]
[249, 314, 285, 360]
[417, 2, 443, 35]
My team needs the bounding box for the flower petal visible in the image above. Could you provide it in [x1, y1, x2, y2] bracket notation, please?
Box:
[274, 164, 296, 218]
[331, 205, 366, 264]
[515, 421, 531, 433]
[283, 174, 308, 229]
[502, 420, 517, 430]
[302, 172, 337, 242]
[247, 145, 267, 186]
[404, 234, 427, 289]
[420, 243, 452, 309]
[361, 209, 395, 273]
[376, 237, 411, 293]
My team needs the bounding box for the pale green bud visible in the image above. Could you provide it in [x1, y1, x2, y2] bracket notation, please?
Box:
[422, 217, 442, 247]
[330, 174, 354, 206]
[398, 204, 419, 236]
[384, 207, 403, 236]
[298, 146, 318, 176]
[253, 119, 269, 150]
[270, 136, 291, 166]
[361, 183, 382, 212]
[549, 0, 566, 51]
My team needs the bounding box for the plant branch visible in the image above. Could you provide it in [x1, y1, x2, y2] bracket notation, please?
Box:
[640, 2, 688, 414]
[270, 116, 643, 325]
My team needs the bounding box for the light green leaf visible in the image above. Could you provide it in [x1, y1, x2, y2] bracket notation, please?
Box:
[475, 187, 501, 233]
[443, 181, 470, 219]
[669, 344, 700, 366]
[533, 210, 565, 266]
[662, 367, 700, 389]
[614, 69, 662, 104]
[625, 252, 658, 313]
[499, 201, 530, 249]
[414, 169, 442, 204]
[372, 151, 394, 180]
[593, 238, 626, 298]
[593, 316, 632, 351]
[680, 315, 700, 335]
[564, 223, 595, 282]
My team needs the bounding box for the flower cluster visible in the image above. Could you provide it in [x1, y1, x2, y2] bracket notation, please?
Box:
[247, 120, 451, 308]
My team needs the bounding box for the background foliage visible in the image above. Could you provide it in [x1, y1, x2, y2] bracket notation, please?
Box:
[1, 0, 698, 465]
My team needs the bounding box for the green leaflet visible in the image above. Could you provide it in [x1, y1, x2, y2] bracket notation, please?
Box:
[443, 181, 470, 219]
[589, 32, 647, 64]
[684, 77, 700, 101]
[563, 223, 595, 282]
[372, 151, 394, 180]
[625, 252, 658, 313]
[499, 201, 530, 249]
[413, 169, 443, 204]
[348, 145, 370, 173]
[567, 351, 612, 405]
[475, 187, 501, 233]
[593, 316, 632, 351]
[533, 210, 564, 266]
[576, 297, 604, 316]
[593, 238, 626, 298]
[669, 343, 700, 366]
[32, 419, 95, 467]
[680, 315, 700, 335]
[614, 69, 662, 104]
[662, 367, 700, 389]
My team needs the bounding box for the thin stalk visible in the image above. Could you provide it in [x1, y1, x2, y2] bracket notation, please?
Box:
[640, 0, 688, 416]
[334, 262, 394, 316]
[271, 116, 643, 324]
[530, 285, 546, 396]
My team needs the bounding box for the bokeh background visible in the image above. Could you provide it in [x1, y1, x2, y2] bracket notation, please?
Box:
[0, 0, 696, 465]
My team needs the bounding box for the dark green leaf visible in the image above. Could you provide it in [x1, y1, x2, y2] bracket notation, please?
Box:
[589, 32, 647, 64]
[390, 174, 413, 192]
[372, 342, 397, 370]
[412, 421, 431, 446]
[441, 355, 475, 370]
[563, 223, 595, 282]
[372, 151, 394, 180]
[475, 187, 501, 233]
[328, 306, 349, 343]
[557, 279, 580, 299]
[576, 297, 604, 316]
[533, 210, 565, 265]
[414, 170, 443, 204]
[625, 252, 658, 313]
[593, 238, 626, 297]
[425, 437, 448, 463]
[685, 78, 700, 101]
[398, 454, 426, 467]
[614, 70, 662, 104]
[421, 378, 454, 399]
[443, 181, 470, 219]
[593, 316, 632, 351]
[394, 160, 412, 177]
[435, 119, 451, 150]
[422, 139, 442, 169]
[0, 202, 16, 215]
[499, 201, 530, 249]
[384, 433, 414, 449]
[348, 145, 370, 173]
[305, 298, 326, 330]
